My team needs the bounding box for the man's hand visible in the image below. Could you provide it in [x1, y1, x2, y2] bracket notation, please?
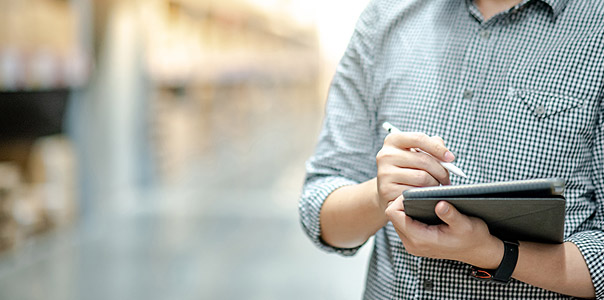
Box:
[376, 132, 454, 211]
[386, 197, 504, 269]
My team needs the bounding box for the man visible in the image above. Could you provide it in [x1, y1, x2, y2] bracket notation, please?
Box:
[299, 0, 604, 298]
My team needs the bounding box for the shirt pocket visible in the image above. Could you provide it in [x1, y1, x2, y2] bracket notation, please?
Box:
[508, 88, 584, 119]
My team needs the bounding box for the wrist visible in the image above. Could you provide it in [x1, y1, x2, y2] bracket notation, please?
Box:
[356, 178, 391, 232]
[467, 236, 505, 269]
[367, 178, 389, 225]
[320, 178, 390, 248]
[366, 178, 381, 209]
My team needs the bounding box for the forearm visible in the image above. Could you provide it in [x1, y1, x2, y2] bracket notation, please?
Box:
[319, 178, 387, 248]
[513, 241, 594, 298]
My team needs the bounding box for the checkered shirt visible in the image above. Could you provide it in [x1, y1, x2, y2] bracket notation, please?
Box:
[299, 0, 604, 298]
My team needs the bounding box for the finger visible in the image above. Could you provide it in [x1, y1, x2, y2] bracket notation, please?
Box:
[407, 152, 451, 185]
[432, 136, 445, 146]
[387, 204, 433, 242]
[386, 196, 403, 222]
[434, 201, 467, 229]
[386, 197, 408, 227]
[387, 194, 405, 210]
[377, 173, 416, 202]
[385, 151, 451, 185]
[385, 132, 454, 162]
[387, 197, 437, 235]
[389, 168, 440, 187]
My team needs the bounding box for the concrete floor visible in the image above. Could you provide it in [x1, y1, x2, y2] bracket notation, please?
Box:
[0, 86, 372, 300]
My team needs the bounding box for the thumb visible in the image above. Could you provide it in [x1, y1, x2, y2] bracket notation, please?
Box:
[435, 201, 463, 227]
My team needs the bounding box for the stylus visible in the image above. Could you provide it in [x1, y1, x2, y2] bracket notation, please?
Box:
[382, 122, 469, 178]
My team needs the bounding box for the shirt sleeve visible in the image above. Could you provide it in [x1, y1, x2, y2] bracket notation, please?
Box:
[566, 101, 604, 299]
[298, 1, 380, 256]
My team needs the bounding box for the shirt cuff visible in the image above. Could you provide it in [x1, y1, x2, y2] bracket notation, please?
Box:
[566, 230, 604, 299]
[299, 176, 364, 256]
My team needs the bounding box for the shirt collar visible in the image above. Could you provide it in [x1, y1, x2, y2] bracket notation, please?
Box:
[540, 0, 570, 18]
[467, 0, 570, 22]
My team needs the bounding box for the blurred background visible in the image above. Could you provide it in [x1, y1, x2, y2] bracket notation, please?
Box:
[0, 0, 374, 299]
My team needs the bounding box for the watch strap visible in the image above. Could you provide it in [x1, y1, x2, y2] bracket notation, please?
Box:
[492, 240, 519, 283]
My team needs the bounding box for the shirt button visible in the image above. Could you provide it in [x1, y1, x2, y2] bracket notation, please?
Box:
[480, 29, 491, 40]
[535, 105, 546, 116]
[516, 90, 527, 100]
[463, 89, 474, 100]
[422, 279, 434, 292]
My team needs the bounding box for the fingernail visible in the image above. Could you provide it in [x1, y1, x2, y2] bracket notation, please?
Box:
[439, 203, 449, 214]
[444, 151, 455, 162]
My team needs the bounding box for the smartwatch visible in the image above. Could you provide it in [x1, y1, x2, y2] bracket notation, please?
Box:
[471, 240, 519, 284]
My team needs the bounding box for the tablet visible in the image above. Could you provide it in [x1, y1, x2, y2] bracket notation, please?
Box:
[402, 178, 566, 243]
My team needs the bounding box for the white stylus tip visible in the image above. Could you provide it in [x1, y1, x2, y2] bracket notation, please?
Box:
[442, 162, 468, 178]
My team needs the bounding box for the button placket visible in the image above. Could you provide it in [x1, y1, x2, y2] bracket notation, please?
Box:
[450, 21, 498, 163]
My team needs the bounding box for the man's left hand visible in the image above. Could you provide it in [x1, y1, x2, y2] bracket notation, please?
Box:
[385, 196, 504, 269]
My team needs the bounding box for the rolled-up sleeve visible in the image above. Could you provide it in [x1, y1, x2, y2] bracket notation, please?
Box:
[566, 101, 604, 299]
[298, 1, 380, 256]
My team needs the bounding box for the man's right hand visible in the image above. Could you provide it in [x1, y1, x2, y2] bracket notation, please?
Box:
[376, 131, 454, 210]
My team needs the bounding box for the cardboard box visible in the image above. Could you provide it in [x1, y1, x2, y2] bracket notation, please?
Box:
[27, 135, 77, 228]
[0, 162, 21, 252]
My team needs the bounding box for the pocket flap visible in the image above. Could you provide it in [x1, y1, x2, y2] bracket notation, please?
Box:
[508, 88, 584, 119]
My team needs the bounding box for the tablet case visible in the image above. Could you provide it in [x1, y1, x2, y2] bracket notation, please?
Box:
[402, 178, 566, 243]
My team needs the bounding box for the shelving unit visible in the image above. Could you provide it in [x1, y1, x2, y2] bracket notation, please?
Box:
[143, 0, 321, 182]
[0, 0, 90, 252]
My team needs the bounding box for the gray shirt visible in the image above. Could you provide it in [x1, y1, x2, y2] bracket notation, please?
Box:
[299, 0, 604, 298]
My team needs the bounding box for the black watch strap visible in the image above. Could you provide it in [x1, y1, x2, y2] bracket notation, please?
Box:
[471, 240, 519, 284]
